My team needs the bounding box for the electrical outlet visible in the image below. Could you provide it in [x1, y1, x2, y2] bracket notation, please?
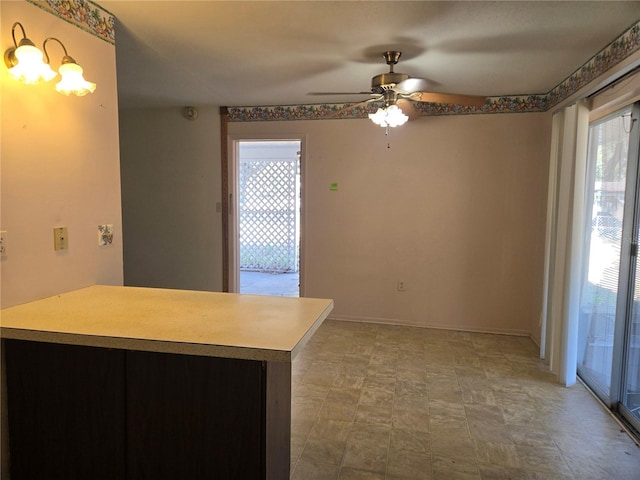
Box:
[397, 280, 406, 292]
[53, 227, 69, 251]
[0, 231, 7, 257]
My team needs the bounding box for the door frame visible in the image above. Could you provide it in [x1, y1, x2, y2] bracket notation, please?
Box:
[223, 133, 306, 295]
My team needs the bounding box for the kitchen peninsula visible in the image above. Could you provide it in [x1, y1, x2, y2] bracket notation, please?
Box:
[1, 285, 334, 480]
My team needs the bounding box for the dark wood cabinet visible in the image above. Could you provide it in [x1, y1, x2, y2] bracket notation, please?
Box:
[5, 340, 126, 480]
[126, 350, 264, 479]
[4, 340, 290, 480]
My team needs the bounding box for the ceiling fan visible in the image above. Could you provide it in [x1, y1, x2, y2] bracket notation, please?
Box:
[313, 51, 487, 126]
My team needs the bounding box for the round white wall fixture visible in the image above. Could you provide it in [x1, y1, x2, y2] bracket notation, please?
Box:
[183, 106, 198, 120]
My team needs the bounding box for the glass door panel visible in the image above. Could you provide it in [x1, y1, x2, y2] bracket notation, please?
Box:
[578, 109, 632, 400]
[624, 245, 640, 427]
[621, 105, 640, 431]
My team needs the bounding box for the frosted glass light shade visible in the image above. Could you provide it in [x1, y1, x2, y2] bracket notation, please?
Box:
[8, 44, 57, 84]
[368, 104, 408, 128]
[56, 62, 96, 96]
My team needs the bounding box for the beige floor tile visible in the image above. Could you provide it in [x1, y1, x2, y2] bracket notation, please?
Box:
[468, 420, 512, 444]
[292, 415, 316, 438]
[341, 425, 390, 474]
[318, 398, 358, 421]
[514, 444, 572, 475]
[340, 445, 388, 475]
[431, 443, 477, 466]
[391, 408, 431, 432]
[308, 418, 352, 442]
[500, 403, 539, 426]
[395, 379, 429, 397]
[428, 389, 465, 408]
[289, 320, 640, 480]
[478, 464, 574, 480]
[299, 437, 347, 466]
[331, 373, 366, 389]
[386, 449, 434, 478]
[432, 455, 481, 480]
[464, 404, 506, 424]
[429, 412, 468, 431]
[460, 386, 498, 406]
[393, 393, 430, 412]
[472, 438, 521, 468]
[337, 467, 385, 479]
[359, 384, 395, 407]
[390, 427, 431, 454]
[354, 403, 393, 426]
[290, 434, 306, 470]
[291, 460, 340, 480]
[292, 395, 325, 418]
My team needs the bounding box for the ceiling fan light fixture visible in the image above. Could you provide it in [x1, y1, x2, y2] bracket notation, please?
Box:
[368, 104, 408, 128]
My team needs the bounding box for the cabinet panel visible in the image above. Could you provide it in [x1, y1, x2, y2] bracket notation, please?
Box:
[126, 350, 264, 479]
[4, 340, 126, 480]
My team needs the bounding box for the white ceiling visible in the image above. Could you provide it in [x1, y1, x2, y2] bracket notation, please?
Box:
[98, 1, 640, 109]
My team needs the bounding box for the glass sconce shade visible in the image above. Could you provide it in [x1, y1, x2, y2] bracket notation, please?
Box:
[4, 23, 57, 84]
[44, 38, 97, 96]
[368, 104, 409, 128]
[56, 61, 96, 96]
[4, 26, 97, 96]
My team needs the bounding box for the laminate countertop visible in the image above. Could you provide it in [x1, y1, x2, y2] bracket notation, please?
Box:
[0, 285, 334, 362]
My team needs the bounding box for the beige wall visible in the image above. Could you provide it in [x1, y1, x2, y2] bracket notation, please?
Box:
[230, 113, 551, 338]
[1, 1, 123, 476]
[1, 1, 123, 309]
[118, 107, 223, 292]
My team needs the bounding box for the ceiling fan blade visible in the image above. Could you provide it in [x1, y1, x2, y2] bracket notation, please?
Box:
[395, 77, 430, 94]
[412, 91, 487, 107]
[308, 91, 373, 96]
[332, 96, 382, 116]
[396, 98, 420, 120]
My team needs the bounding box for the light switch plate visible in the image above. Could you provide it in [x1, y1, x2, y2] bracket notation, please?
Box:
[53, 227, 68, 251]
[0, 231, 7, 257]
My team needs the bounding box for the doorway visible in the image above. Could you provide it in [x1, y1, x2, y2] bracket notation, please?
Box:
[578, 102, 640, 434]
[228, 139, 302, 297]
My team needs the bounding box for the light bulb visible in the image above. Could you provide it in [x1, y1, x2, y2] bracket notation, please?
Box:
[368, 105, 408, 128]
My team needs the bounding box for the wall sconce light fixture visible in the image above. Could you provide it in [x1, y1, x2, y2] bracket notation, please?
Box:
[4, 22, 56, 84]
[43, 37, 96, 96]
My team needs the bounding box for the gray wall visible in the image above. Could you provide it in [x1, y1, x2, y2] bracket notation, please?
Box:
[118, 107, 223, 292]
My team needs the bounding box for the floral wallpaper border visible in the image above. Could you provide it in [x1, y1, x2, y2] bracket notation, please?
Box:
[227, 93, 549, 122]
[27, 1, 639, 119]
[26, 0, 115, 44]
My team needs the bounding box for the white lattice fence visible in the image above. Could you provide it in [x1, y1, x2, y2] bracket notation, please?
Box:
[239, 157, 299, 272]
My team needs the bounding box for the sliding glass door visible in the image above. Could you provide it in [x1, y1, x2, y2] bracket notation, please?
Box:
[621, 105, 640, 429]
[578, 102, 640, 433]
[624, 224, 640, 426]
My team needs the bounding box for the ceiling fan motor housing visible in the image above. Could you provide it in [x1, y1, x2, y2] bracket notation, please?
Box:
[371, 72, 410, 93]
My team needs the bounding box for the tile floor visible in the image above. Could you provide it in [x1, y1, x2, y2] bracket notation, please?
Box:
[290, 320, 640, 479]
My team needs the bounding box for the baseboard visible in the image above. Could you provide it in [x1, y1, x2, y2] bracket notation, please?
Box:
[327, 314, 531, 337]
